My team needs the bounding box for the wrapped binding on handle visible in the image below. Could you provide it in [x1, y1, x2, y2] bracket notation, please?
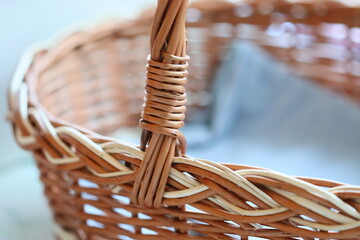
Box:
[131, 0, 190, 208]
[7, 0, 360, 239]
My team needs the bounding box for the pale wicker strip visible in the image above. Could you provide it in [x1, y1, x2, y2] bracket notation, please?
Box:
[8, 0, 360, 239]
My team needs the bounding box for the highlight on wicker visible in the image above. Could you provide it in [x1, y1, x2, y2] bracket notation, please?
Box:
[7, 0, 360, 239]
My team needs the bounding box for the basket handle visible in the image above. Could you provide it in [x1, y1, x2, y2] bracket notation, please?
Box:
[131, 0, 189, 208]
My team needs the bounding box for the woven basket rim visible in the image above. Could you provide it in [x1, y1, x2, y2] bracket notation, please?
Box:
[7, 1, 360, 238]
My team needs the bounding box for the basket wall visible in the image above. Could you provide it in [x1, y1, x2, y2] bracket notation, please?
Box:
[8, 1, 360, 239]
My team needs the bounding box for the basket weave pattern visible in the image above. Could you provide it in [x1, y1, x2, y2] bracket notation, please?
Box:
[8, 0, 360, 239]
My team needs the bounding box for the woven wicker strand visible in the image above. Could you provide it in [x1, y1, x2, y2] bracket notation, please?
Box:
[132, 0, 189, 208]
[7, 0, 360, 239]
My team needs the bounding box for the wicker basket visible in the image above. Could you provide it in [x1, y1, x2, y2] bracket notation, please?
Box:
[8, 0, 360, 239]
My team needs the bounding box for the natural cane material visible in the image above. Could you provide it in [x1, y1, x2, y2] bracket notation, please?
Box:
[132, 0, 189, 208]
[7, 0, 360, 239]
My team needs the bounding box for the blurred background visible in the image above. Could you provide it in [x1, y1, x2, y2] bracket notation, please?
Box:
[1, 0, 360, 240]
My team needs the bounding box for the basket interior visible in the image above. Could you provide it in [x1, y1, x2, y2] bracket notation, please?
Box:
[35, 33, 148, 134]
[18, 2, 360, 239]
[33, 1, 360, 138]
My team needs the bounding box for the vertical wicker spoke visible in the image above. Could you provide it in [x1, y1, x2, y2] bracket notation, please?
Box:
[132, 0, 190, 208]
[7, 0, 360, 239]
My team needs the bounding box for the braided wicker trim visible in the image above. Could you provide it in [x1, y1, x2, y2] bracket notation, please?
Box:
[7, 1, 360, 239]
[8, 46, 360, 237]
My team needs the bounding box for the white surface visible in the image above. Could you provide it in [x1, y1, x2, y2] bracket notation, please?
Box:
[0, 160, 52, 240]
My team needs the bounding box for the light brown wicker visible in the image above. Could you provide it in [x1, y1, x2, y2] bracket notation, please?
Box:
[7, 0, 360, 239]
